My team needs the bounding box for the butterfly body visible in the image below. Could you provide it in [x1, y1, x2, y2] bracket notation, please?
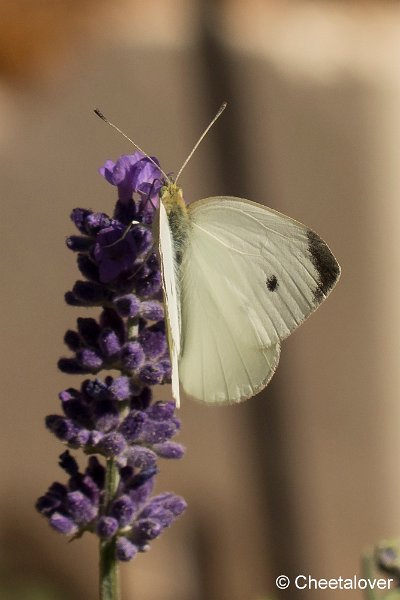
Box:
[160, 183, 189, 265]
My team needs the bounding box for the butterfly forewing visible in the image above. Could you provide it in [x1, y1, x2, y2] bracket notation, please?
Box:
[158, 200, 181, 407]
[177, 196, 340, 404]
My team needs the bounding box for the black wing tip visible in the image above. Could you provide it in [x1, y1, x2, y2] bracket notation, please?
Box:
[307, 230, 341, 303]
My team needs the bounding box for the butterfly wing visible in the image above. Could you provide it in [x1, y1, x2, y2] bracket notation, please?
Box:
[158, 200, 181, 407]
[178, 196, 340, 404]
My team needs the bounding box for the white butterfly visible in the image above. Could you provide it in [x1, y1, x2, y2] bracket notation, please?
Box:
[95, 106, 341, 407]
[157, 182, 340, 407]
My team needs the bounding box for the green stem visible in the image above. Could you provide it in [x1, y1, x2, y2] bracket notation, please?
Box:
[99, 458, 120, 600]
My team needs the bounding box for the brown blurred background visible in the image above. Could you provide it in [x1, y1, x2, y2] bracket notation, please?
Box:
[1, 1, 400, 599]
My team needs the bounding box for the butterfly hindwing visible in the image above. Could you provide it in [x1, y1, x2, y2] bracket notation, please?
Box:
[177, 196, 340, 404]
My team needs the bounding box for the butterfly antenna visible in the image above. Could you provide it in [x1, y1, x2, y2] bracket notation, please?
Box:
[94, 109, 170, 183]
[175, 101, 227, 184]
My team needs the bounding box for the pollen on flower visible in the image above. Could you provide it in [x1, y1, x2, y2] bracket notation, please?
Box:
[36, 153, 186, 562]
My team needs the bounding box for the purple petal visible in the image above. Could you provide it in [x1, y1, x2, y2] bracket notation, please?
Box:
[98, 329, 122, 358]
[139, 330, 167, 360]
[139, 301, 164, 321]
[108, 376, 131, 401]
[98, 432, 127, 457]
[121, 342, 145, 371]
[66, 491, 97, 524]
[116, 537, 138, 561]
[119, 411, 146, 443]
[153, 442, 185, 459]
[114, 294, 140, 318]
[139, 364, 164, 386]
[50, 513, 78, 535]
[126, 447, 158, 470]
[111, 494, 135, 527]
[97, 516, 119, 539]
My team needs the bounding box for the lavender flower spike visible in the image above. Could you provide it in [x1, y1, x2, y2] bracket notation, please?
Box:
[36, 153, 186, 599]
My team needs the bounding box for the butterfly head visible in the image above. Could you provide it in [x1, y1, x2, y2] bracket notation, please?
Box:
[160, 181, 188, 218]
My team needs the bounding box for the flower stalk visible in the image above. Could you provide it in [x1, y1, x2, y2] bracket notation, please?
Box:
[100, 536, 120, 600]
[100, 459, 120, 600]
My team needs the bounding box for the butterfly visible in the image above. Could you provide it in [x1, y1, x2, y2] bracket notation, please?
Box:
[157, 181, 340, 407]
[95, 105, 341, 407]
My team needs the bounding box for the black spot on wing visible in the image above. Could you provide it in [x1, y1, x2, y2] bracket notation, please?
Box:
[266, 275, 279, 291]
[307, 230, 340, 303]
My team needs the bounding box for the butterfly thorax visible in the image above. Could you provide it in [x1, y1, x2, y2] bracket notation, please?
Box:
[160, 182, 190, 265]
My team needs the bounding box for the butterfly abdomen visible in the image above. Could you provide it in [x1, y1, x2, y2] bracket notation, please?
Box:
[160, 183, 190, 266]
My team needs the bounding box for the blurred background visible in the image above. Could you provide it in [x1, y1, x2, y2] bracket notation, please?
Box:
[1, 0, 400, 598]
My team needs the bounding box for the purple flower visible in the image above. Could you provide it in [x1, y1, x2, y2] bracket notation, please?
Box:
[36, 153, 186, 563]
[99, 152, 163, 210]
